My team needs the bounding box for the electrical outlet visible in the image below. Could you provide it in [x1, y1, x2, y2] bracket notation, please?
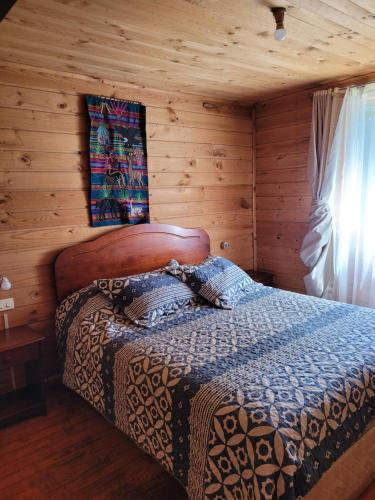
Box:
[0, 298, 15, 311]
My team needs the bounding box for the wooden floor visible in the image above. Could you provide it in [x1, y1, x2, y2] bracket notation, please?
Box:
[0, 384, 186, 500]
[0, 384, 374, 500]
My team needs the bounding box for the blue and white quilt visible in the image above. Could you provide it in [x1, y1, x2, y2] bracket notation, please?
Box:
[56, 284, 375, 499]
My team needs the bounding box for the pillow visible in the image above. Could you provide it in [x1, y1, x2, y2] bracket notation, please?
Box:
[94, 270, 196, 328]
[166, 256, 255, 309]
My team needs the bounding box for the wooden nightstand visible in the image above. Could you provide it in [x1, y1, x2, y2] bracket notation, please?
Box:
[0, 326, 46, 428]
[245, 270, 274, 287]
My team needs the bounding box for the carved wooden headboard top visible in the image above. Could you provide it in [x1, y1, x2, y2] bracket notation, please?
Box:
[55, 223, 210, 301]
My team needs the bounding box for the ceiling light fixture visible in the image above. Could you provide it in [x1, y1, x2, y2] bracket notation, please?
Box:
[271, 7, 287, 41]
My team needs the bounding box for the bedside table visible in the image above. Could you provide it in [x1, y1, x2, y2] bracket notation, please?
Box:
[246, 270, 274, 287]
[0, 326, 46, 428]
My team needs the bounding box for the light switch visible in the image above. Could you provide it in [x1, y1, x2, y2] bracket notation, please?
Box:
[0, 298, 15, 311]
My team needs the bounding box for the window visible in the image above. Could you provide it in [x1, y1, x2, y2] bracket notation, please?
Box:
[329, 84, 375, 307]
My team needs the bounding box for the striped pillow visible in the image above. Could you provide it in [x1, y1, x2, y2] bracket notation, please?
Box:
[166, 256, 255, 309]
[94, 270, 196, 327]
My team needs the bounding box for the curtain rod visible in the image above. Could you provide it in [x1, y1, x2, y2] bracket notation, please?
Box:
[317, 82, 375, 96]
[336, 83, 375, 100]
[336, 81, 375, 92]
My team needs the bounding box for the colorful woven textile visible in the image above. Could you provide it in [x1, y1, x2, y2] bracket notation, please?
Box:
[86, 95, 149, 227]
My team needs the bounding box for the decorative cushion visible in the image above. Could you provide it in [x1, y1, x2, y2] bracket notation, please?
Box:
[166, 256, 255, 309]
[94, 270, 196, 327]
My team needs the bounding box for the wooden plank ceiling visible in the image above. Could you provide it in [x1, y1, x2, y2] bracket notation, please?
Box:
[0, 0, 375, 102]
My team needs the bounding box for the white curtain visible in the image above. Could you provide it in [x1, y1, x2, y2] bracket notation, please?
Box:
[329, 83, 375, 307]
[300, 89, 344, 297]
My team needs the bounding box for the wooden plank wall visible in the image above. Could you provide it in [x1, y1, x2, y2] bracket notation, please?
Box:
[254, 91, 311, 293]
[0, 63, 254, 383]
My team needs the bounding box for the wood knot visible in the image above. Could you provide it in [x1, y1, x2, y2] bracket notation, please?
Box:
[203, 102, 217, 110]
[213, 148, 225, 157]
[240, 198, 250, 209]
[167, 106, 178, 123]
[178, 174, 191, 186]
[20, 154, 30, 164]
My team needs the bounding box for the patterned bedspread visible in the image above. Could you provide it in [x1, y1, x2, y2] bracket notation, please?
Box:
[56, 284, 375, 499]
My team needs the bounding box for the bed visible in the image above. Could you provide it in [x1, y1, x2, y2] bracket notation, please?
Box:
[55, 223, 375, 500]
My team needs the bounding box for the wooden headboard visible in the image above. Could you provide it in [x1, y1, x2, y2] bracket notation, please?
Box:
[55, 223, 210, 302]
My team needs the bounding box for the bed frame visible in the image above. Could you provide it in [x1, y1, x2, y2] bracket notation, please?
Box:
[54, 223, 375, 499]
[55, 223, 210, 302]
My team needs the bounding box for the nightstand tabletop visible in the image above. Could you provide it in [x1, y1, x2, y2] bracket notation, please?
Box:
[245, 269, 274, 287]
[0, 326, 45, 353]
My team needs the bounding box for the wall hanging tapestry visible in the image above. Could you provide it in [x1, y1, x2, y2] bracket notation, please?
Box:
[86, 95, 149, 227]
